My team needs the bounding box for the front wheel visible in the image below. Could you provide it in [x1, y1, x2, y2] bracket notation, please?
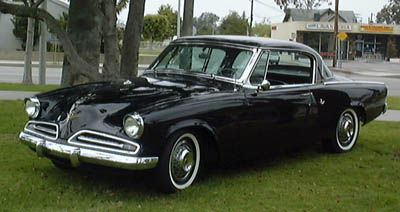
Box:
[324, 108, 360, 153]
[156, 131, 201, 193]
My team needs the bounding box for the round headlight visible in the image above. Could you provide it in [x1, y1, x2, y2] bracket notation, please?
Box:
[123, 113, 144, 139]
[25, 97, 40, 118]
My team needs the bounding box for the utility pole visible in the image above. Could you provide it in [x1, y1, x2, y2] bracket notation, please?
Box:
[39, 0, 47, 85]
[182, 0, 194, 36]
[332, 0, 339, 67]
[177, 0, 181, 38]
[249, 0, 254, 36]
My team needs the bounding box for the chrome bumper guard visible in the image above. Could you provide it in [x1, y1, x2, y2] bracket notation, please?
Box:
[383, 103, 388, 114]
[19, 131, 158, 170]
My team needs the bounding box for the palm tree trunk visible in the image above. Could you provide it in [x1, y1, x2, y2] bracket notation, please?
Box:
[120, 0, 146, 79]
[101, 0, 120, 80]
[23, 17, 35, 84]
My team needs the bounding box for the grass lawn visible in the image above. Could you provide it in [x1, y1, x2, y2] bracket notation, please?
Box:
[388, 96, 400, 110]
[0, 100, 399, 211]
[0, 83, 59, 92]
[139, 48, 163, 55]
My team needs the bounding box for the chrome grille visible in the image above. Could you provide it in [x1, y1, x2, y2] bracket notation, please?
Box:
[67, 130, 140, 155]
[24, 121, 59, 140]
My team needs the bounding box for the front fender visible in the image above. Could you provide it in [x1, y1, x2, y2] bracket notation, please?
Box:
[165, 119, 218, 142]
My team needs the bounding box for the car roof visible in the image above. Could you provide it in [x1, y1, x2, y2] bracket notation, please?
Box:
[172, 35, 317, 53]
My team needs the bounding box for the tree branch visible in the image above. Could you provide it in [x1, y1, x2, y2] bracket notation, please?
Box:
[32, 0, 45, 8]
[22, 0, 29, 6]
[0, 0, 102, 81]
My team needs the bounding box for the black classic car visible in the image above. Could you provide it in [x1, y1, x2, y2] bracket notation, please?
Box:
[19, 35, 387, 193]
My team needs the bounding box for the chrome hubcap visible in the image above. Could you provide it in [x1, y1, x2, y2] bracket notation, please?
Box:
[171, 139, 195, 183]
[337, 113, 355, 146]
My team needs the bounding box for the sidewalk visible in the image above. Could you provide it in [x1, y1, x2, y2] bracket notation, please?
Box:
[0, 60, 150, 69]
[325, 59, 400, 78]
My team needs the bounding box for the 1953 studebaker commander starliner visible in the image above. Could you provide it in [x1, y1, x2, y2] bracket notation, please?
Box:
[19, 36, 387, 193]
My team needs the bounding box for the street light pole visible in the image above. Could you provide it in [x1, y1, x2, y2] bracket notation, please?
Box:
[249, 0, 254, 36]
[177, 0, 181, 38]
[332, 0, 339, 67]
[39, 0, 47, 85]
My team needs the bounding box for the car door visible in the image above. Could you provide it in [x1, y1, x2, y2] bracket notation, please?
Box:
[239, 50, 318, 155]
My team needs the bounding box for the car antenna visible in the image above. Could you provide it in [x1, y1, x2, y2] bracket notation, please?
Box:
[233, 72, 237, 92]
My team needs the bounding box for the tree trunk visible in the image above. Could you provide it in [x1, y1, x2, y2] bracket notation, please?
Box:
[182, 0, 194, 36]
[61, 0, 102, 87]
[120, 0, 146, 79]
[23, 17, 35, 84]
[100, 0, 120, 81]
[149, 36, 153, 51]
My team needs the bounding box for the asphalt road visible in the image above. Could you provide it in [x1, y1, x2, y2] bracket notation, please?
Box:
[0, 66, 62, 85]
[334, 72, 400, 96]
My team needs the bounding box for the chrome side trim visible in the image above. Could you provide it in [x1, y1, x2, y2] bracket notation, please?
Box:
[19, 132, 158, 170]
[324, 81, 386, 85]
[243, 83, 312, 90]
[24, 121, 59, 141]
[67, 130, 140, 155]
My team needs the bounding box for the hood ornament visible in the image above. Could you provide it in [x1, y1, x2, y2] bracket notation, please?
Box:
[124, 80, 132, 85]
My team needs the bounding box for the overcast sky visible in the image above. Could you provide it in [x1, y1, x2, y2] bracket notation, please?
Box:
[118, 0, 390, 25]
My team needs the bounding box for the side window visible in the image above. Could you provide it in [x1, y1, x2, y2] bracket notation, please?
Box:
[250, 51, 269, 85]
[191, 47, 210, 72]
[205, 49, 226, 74]
[266, 51, 314, 85]
[232, 51, 253, 77]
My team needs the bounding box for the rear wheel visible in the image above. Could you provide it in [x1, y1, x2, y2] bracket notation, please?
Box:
[324, 108, 360, 153]
[156, 130, 201, 193]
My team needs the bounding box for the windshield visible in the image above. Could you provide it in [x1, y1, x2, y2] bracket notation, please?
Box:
[153, 45, 253, 79]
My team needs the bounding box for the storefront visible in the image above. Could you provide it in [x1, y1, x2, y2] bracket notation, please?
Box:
[271, 9, 400, 60]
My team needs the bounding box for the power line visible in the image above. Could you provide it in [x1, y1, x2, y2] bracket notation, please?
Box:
[253, 0, 284, 13]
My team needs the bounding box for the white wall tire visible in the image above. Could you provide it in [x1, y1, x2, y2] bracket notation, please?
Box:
[157, 130, 201, 193]
[324, 108, 360, 153]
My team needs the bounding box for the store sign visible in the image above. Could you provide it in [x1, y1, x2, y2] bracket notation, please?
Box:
[360, 25, 393, 33]
[306, 23, 352, 31]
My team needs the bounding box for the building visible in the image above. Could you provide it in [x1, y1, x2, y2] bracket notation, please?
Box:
[271, 8, 400, 60]
[0, 0, 68, 50]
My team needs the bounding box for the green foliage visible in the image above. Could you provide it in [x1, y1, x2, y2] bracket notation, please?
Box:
[376, 0, 400, 24]
[142, 14, 169, 41]
[157, 4, 178, 39]
[252, 21, 271, 37]
[11, 16, 40, 50]
[218, 11, 248, 35]
[58, 12, 69, 31]
[194, 12, 219, 35]
[274, 0, 331, 9]
[0, 105, 400, 211]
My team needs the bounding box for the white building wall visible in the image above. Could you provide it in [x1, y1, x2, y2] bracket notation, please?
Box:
[0, 12, 23, 50]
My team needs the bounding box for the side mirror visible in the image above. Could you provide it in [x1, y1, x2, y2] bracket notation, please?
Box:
[257, 80, 271, 92]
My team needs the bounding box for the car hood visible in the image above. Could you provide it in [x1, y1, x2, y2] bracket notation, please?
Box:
[35, 75, 232, 139]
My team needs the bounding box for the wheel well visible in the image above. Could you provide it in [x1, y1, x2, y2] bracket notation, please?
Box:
[176, 126, 220, 165]
[352, 106, 366, 124]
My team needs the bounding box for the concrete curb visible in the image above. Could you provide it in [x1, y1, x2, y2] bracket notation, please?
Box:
[330, 67, 400, 79]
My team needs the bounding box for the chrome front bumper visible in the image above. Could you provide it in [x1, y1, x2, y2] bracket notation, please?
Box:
[19, 131, 158, 170]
